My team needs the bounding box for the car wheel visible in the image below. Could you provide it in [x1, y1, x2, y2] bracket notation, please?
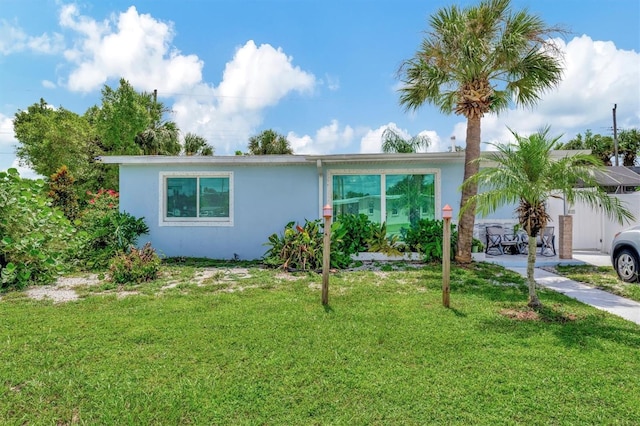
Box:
[615, 248, 640, 283]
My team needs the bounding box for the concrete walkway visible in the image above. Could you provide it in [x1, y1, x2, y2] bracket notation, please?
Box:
[501, 252, 640, 326]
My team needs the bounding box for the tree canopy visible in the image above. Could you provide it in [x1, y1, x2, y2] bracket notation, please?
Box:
[13, 79, 210, 192]
[247, 130, 293, 155]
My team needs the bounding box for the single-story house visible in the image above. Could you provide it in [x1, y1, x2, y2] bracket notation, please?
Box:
[100, 151, 633, 259]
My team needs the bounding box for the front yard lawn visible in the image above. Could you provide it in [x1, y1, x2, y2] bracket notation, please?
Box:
[1, 262, 639, 424]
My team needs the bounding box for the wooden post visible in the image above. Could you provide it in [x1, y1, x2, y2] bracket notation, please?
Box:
[322, 204, 332, 305]
[442, 205, 452, 308]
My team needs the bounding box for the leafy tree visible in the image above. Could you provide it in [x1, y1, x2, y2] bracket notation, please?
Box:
[559, 130, 613, 165]
[397, 0, 565, 263]
[381, 128, 430, 153]
[248, 129, 293, 155]
[13, 99, 99, 189]
[184, 132, 214, 156]
[618, 129, 640, 166]
[48, 165, 79, 221]
[464, 127, 634, 308]
[93, 79, 151, 155]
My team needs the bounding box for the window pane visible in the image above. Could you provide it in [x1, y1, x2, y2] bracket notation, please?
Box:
[386, 174, 435, 234]
[167, 178, 197, 217]
[200, 177, 230, 218]
[332, 175, 381, 222]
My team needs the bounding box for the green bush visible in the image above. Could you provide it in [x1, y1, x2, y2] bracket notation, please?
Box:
[109, 242, 161, 284]
[334, 213, 374, 254]
[402, 218, 457, 262]
[263, 220, 324, 271]
[77, 189, 149, 269]
[48, 165, 79, 221]
[0, 168, 77, 289]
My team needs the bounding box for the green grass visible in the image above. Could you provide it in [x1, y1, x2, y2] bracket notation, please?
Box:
[1, 263, 639, 424]
[555, 264, 640, 303]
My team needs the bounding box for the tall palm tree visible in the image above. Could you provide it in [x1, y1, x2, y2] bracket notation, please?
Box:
[398, 0, 565, 263]
[464, 127, 634, 308]
[381, 128, 430, 153]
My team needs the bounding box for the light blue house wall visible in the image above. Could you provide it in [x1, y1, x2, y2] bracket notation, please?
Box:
[104, 152, 518, 260]
[117, 159, 319, 260]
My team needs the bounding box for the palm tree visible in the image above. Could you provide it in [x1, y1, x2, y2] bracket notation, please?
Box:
[398, 0, 565, 263]
[183, 132, 214, 156]
[381, 128, 430, 153]
[248, 129, 293, 155]
[464, 127, 634, 309]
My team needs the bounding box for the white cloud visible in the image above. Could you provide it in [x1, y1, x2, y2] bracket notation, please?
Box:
[358, 122, 444, 153]
[42, 80, 56, 89]
[288, 120, 354, 154]
[172, 40, 316, 154]
[479, 35, 640, 146]
[0, 19, 64, 55]
[60, 4, 203, 93]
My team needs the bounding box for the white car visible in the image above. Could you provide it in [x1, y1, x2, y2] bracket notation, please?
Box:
[611, 225, 640, 283]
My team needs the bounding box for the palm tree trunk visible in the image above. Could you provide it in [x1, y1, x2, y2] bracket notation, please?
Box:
[527, 234, 542, 309]
[455, 116, 481, 264]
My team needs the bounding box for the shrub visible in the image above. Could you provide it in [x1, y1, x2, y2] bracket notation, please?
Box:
[77, 189, 149, 269]
[0, 168, 77, 289]
[334, 213, 374, 254]
[263, 220, 324, 271]
[366, 222, 402, 256]
[109, 242, 161, 284]
[402, 218, 457, 262]
[48, 165, 79, 221]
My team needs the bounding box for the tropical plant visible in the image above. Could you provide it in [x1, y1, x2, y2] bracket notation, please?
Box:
[397, 0, 565, 263]
[183, 132, 214, 156]
[333, 213, 375, 255]
[463, 127, 634, 308]
[48, 165, 79, 221]
[263, 220, 324, 271]
[618, 128, 640, 167]
[381, 128, 430, 153]
[402, 218, 457, 262]
[366, 223, 402, 256]
[77, 189, 149, 268]
[559, 130, 613, 165]
[0, 169, 77, 289]
[248, 129, 293, 155]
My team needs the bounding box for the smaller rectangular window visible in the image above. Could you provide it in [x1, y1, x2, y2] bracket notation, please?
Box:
[161, 172, 233, 226]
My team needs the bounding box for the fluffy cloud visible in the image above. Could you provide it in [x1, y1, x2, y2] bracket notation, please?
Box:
[0, 19, 64, 55]
[288, 120, 354, 154]
[478, 35, 640, 146]
[60, 5, 203, 93]
[172, 41, 316, 154]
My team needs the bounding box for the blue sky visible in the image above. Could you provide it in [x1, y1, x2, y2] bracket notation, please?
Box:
[1, 0, 639, 176]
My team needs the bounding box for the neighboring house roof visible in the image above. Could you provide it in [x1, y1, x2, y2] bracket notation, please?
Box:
[591, 166, 640, 186]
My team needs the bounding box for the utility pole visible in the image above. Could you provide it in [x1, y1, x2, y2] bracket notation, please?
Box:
[613, 104, 619, 167]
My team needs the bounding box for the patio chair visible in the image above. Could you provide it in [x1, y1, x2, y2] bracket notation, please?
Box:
[539, 226, 556, 257]
[485, 226, 519, 255]
[519, 227, 556, 257]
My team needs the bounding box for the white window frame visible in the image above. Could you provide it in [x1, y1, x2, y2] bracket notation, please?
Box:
[159, 171, 234, 227]
[327, 168, 441, 220]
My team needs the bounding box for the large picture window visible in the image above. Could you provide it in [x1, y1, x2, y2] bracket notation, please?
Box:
[161, 172, 233, 226]
[331, 171, 436, 235]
